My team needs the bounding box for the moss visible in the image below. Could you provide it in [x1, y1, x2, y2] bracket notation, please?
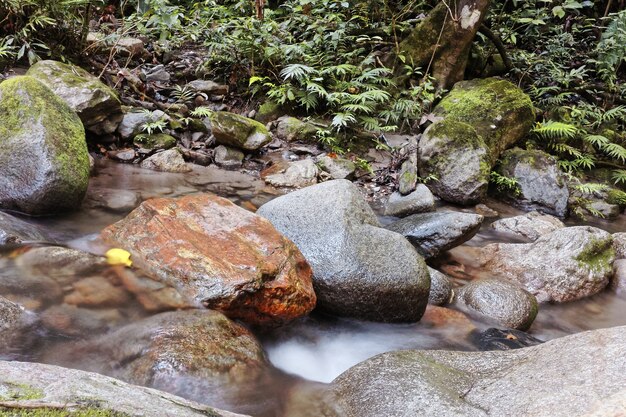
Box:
[133, 133, 176, 150]
[187, 118, 208, 133]
[0, 383, 44, 401]
[0, 407, 131, 416]
[398, 2, 448, 66]
[256, 101, 282, 123]
[210, 111, 270, 150]
[607, 189, 626, 207]
[575, 237, 615, 272]
[427, 119, 487, 151]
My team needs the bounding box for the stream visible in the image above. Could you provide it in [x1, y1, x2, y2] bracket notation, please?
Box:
[2, 159, 626, 417]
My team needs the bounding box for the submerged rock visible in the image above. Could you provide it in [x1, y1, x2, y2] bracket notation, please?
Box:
[476, 226, 614, 302]
[101, 193, 316, 326]
[140, 149, 191, 173]
[210, 111, 272, 151]
[85, 187, 142, 213]
[472, 328, 544, 351]
[0, 360, 248, 417]
[384, 185, 435, 217]
[455, 279, 538, 330]
[27, 60, 122, 134]
[0, 296, 33, 353]
[490, 211, 565, 241]
[0, 211, 47, 244]
[257, 180, 430, 322]
[418, 119, 490, 204]
[387, 211, 483, 259]
[325, 326, 626, 417]
[0, 76, 89, 214]
[497, 148, 569, 217]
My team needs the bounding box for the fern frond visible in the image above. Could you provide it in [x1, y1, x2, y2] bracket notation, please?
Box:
[280, 64, 317, 81]
[533, 121, 579, 140]
[612, 169, 626, 185]
[601, 142, 626, 163]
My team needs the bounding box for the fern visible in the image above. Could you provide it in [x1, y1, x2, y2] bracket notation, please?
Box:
[574, 183, 609, 195]
[612, 169, 626, 185]
[280, 64, 317, 81]
[601, 142, 626, 163]
[190, 106, 212, 118]
[532, 121, 578, 140]
[490, 171, 521, 196]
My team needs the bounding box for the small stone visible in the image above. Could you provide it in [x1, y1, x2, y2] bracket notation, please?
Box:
[264, 159, 319, 188]
[86, 188, 141, 213]
[117, 110, 167, 139]
[398, 139, 418, 195]
[455, 279, 538, 330]
[186, 79, 228, 95]
[140, 149, 191, 173]
[427, 267, 454, 305]
[214, 145, 244, 169]
[210, 111, 272, 151]
[133, 133, 176, 151]
[491, 211, 564, 241]
[116, 37, 145, 56]
[384, 185, 435, 217]
[0, 211, 47, 244]
[317, 155, 356, 180]
[585, 200, 622, 219]
[64, 276, 132, 307]
[274, 116, 320, 143]
[145, 65, 170, 83]
[421, 305, 475, 331]
[40, 304, 124, 336]
[109, 149, 137, 162]
[475, 203, 499, 217]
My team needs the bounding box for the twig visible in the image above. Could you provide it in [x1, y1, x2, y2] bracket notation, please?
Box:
[478, 24, 513, 72]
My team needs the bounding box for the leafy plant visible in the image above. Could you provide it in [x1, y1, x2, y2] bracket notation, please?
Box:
[490, 171, 521, 196]
[189, 106, 212, 118]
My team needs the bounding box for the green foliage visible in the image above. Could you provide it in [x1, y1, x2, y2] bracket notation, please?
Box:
[490, 171, 521, 196]
[595, 10, 626, 87]
[139, 110, 168, 134]
[189, 105, 212, 118]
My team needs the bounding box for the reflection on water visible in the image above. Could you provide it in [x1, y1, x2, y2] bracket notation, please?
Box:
[1, 160, 626, 417]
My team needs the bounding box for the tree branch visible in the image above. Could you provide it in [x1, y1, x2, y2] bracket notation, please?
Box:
[479, 24, 513, 72]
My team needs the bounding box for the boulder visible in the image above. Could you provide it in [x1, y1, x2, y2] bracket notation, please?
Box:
[210, 111, 271, 151]
[387, 211, 484, 259]
[0, 211, 47, 244]
[255, 101, 282, 124]
[257, 180, 430, 322]
[133, 133, 176, 151]
[427, 267, 453, 306]
[455, 279, 538, 330]
[0, 296, 32, 353]
[85, 187, 142, 213]
[263, 159, 319, 188]
[433, 77, 535, 162]
[186, 79, 228, 95]
[418, 119, 490, 204]
[0, 76, 89, 214]
[325, 326, 626, 417]
[274, 116, 319, 143]
[100, 193, 316, 326]
[614, 232, 626, 259]
[476, 226, 614, 302]
[317, 155, 356, 180]
[214, 145, 244, 169]
[491, 211, 565, 241]
[26, 60, 122, 134]
[0, 360, 248, 417]
[117, 109, 167, 139]
[398, 137, 418, 195]
[497, 148, 569, 217]
[611, 259, 626, 297]
[140, 149, 191, 173]
[384, 185, 435, 217]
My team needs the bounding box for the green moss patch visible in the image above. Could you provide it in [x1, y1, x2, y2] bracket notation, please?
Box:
[575, 237, 615, 272]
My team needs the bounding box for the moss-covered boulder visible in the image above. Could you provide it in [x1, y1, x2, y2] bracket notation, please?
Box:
[418, 119, 490, 204]
[209, 111, 271, 151]
[133, 133, 176, 151]
[497, 148, 569, 217]
[0, 76, 89, 215]
[27, 60, 122, 135]
[275, 116, 320, 143]
[255, 100, 283, 123]
[433, 77, 535, 163]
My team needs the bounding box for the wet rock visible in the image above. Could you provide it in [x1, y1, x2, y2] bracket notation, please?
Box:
[210, 111, 272, 151]
[611, 259, 626, 297]
[140, 149, 191, 173]
[387, 211, 484, 259]
[0, 211, 47, 244]
[64, 276, 132, 308]
[86, 187, 141, 213]
[27, 60, 122, 134]
[275, 116, 319, 143]
[475, 203, 499, 217]
[455, 279, 538, 330]
[0, 76, 90, 215]
[398, 137, 418, 195]
[40, 304, 124, 337]
[214, 145, 244, 169]
[421, 305, 475, 331]
[384, 185, 435, 217]
[433, 78, 535, 162]
[186, 79, 229, 95]
[427, 267, 454, 306]
[472, 328, 543, 351]
[109, 148, 136, 162]
[263, 159, 319, 188]
[418, 119, 490, 204]
[326, 325, 626, 417]
[101, 193, 316, 326]
[257, 180, 430, 322]
[491, 211, 564, 241]
[56, 310, 268, 400]
[476, 226, 614, 302]
[317, 155, 356, 180]
[0, 296, 32, 353]
[133, 133, 177, 151]
[497, 148, 569, 217]
[585, 199, 621, 219]
[0, 360, 248, 417]
[117, 109, 167, 139]
[614, 233, 626, 259]
[144, 65, 171, 83]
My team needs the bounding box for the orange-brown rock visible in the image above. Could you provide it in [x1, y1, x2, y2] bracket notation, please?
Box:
[101, 193, 316, 326]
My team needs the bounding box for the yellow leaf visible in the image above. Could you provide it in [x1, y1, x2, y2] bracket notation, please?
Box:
[105, 248, 132, 267]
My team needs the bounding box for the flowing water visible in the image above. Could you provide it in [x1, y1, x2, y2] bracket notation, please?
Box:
[2, 159, 626, 416]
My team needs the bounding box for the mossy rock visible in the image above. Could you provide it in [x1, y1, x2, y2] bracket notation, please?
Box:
[275, 116, 320, 143]
[133, 133, 176, 151]
[26, 60, 122, 134]
[255, 101, 283, 124]
[417, 119, 490, 205]
[0, 76, 89, 215]
[210, 111, 271, 151]
[434, 77, 535, 163]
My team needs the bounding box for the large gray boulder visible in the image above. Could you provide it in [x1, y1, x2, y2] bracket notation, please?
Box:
[0, 76, 90, 214]
[387, 211, 484, 259]
[0, 361, 248, 417]
[476, 226, 614, 302]
[257, 180, 431, 322]
[455, 279, 538, 330]
[325, 326, 626, 417]
[418, 120, 490, 204]
[26, 60, 122, 134]
[496, 148, 569, 217]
